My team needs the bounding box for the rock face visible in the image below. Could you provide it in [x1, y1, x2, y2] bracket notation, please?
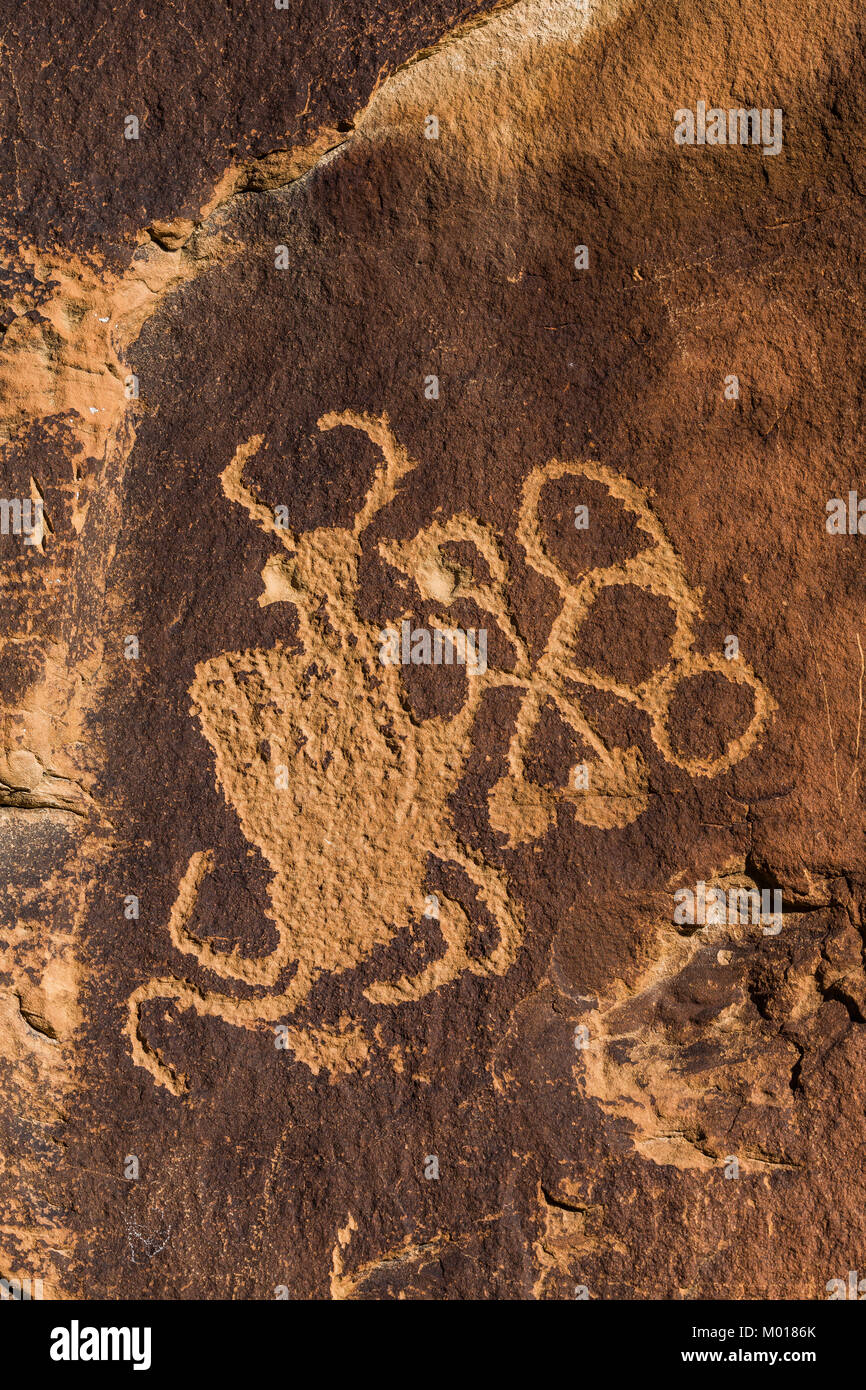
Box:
[0, 0, 864, 1300]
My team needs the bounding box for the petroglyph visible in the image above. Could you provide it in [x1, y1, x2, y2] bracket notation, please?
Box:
[128, 412, 774, 1094]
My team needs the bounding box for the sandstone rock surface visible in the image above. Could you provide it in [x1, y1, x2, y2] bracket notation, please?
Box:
[1, 0, 865, 1299]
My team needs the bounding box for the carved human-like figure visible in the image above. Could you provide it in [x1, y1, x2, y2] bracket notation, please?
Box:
[128, 410, 773, 1093]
